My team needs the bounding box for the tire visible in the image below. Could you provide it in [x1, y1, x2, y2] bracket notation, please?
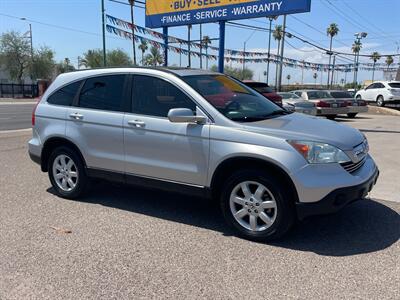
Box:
[377, 96, 385, 107]
[220, 170, 295, 242]
[326, 115, 337, 120]
[347, 113, 358, 118]
[48, 146, 88, 199]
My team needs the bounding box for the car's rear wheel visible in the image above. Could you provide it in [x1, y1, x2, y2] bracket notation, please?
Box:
[347, 113, 358, 118]
[377, 96, 385, 107]
[220, 170, 295, 242]
[48, 146, 88, 199]
[326, 115, 337, 120]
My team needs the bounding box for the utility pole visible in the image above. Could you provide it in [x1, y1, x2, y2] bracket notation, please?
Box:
[276, 15, 287, 92]
[353, 32, 367, 90]
[129, 0, 137, 65]
[301, 60, 304, 85]
[330, 55, 336, 87]
[188, 25, 192, 68]
[266, 16, 276, 84]
[199, 24, 203, 69]
[101, 0, 107, 66]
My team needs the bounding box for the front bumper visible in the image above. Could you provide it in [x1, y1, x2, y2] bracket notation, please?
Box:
[296, 167, 379, 220]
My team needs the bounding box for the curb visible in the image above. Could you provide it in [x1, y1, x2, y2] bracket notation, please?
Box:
[368, 106, 400, 116]
[0, 128, 31, 136]
[0, 101, 37, 105]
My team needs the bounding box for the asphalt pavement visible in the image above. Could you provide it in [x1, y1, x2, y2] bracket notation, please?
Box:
[0, 111, 399, 299]
[0, 103, 35, 131]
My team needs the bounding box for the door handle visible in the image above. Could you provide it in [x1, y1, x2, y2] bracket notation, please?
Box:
[128, 120, 146, 128]
[69, 113, 84, 120]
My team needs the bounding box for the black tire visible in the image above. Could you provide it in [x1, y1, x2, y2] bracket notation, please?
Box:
[48, 146, 88, 199]
[347, 113, 358, 118]
[326, 115, 337, 120]
[377, 96, 385, 107]
[220, 170, 295, 242]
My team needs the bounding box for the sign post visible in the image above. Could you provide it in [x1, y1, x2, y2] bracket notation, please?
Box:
[163, 27, 168, 66]
[145, 0, 312, 73]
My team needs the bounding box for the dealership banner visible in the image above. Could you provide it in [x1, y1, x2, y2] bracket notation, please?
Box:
[145, 0, 312, 28]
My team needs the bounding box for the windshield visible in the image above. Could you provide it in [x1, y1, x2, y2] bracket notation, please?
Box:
[279, 93, 300, 100]
[183, 75, 287, 122]
[388, 83, 400, 88]
[329, 91, 353, 98]
[244, 82, 274, 93]
[307, 91, 331, 99]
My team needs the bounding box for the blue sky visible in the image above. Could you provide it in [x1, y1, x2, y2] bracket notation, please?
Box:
[1, 0, 399, 84]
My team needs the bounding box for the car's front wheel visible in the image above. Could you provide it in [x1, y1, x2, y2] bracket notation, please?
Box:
[48, 146, 88, 199]
[220, 170, 295, 242]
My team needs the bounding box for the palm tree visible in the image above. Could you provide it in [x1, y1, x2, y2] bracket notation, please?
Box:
[202, 35, 212, 70]
[313, 72, 318, 85]
[286, 74, 291, 85]
[138, 40, 148, 66]
[385, 55, 394, 70]
[273, 25, 283, 89]
[144, 46, 163, 66]
[326, 23, 339, 87]
[80, 49, 103, 68]
[370, 52, 381, 81]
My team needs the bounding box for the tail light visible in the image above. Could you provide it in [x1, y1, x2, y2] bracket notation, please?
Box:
[32, 100, 40, 126]
[316, 100, 331, 108]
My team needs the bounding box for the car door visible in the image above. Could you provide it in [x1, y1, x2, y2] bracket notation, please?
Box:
[123, 74, 210, 186]
[363, 83, 376, 101]
[374, 82, 386, 100]
[66, 74, 128, 173]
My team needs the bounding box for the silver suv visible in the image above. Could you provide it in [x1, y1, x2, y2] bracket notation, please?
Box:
[29, 68, 379, 241]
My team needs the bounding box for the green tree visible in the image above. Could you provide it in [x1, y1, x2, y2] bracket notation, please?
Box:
[210, 65, 253, 80]
[326, 23, 339, 86]
[107, 49, 132, 67]
[56, 57, 75, 74]
[370, 52, 381, 81]
[385, 55, 394, 70]
[80, 49, 103, 68]
[352, 40, 362, 54]
[202, 35, 212, 70]
[144, 46, 163, 66]
[138, 40, 148, 66]
[273, 25, 283, 60]
[30, 46, 55, 80]
[0, 31, 31, 82]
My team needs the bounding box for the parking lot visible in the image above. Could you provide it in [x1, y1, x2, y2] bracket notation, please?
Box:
[0, 110, 399, 299]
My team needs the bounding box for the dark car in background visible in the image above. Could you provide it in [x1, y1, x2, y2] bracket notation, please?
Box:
[326, 90, 368, 118]
[242, 81, 283, 106]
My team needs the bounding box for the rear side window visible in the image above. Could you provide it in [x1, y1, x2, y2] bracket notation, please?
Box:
[79, 75, 126, 112]
[47, 81, 82, 106]
[388, 83, 400, 88]
[132, 75, 196, 117]
[330, 91, 352, 98]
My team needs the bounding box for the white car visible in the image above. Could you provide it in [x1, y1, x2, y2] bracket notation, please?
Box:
[355, 81, 400, 107]
[277, 92, 317, 115]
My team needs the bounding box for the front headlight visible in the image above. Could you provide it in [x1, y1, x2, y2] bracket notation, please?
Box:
[288, 140, 351, 164]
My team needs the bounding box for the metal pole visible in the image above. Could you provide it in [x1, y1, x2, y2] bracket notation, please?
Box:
[101, 0, 106, 66]
[301, 60, 304, 85]
[266, 18, 272, 84]
[355, 50, 360, 89]
[199, 24, 203, 69]
[242, 42, 246, 80]
[179, 43, 182, 67]
[277, 15, 287, 92]
[218, 21, 226, 73]
[29, 23, 33, 80]
[163, 27, 168, 67]
[330, 55, 336, 87]
[188, 25, 191, 68]
[327, 38, 333, 88]
[129, 0, 137, 65]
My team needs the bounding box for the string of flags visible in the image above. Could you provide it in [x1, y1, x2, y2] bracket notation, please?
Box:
[106, 15, 399, 72]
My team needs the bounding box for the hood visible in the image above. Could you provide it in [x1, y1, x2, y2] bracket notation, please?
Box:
[241, 113, 364, 150]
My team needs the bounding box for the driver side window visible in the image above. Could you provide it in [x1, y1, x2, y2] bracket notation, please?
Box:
[131, 75, 196, 117]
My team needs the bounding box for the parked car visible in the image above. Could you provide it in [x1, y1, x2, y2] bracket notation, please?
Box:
[277, 92, 317, 116]
[326, 90, 368, 118]
[29, 68, 379, 241]
[355, 81, 400, 107]
[242, 81, 283, 106]
[291, 90, 349, 119]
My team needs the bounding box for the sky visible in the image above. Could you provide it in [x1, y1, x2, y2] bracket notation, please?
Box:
[1, 0, 400, 84]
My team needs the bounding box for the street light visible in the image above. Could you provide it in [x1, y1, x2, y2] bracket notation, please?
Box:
[242, 29, 257, 80]
[128, 0, 137, 65]
[20, 18, 33, 79]
[353, 32, 367, 90]
[266, 16, 278, 85]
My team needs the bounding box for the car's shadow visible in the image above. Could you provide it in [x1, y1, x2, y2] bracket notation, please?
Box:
[48, 182, 400, 257]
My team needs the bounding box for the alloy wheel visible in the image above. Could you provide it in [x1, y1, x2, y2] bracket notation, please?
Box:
[52, 154, 79, 192]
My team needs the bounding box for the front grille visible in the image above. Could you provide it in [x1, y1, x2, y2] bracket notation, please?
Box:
[340, 156, 367, 173]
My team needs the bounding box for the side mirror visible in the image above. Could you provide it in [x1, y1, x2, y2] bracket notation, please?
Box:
[167, 108, 207, 124]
